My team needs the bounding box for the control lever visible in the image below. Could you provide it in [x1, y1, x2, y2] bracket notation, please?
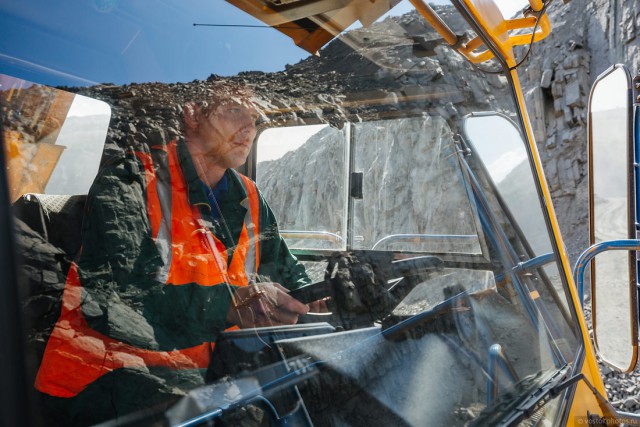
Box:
[288, 280, 333, 304]
[288, 255, 444, 304]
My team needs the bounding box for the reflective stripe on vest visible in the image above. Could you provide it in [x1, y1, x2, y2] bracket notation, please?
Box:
[35, 141, 262, 398]
[235, 174, 261, 284]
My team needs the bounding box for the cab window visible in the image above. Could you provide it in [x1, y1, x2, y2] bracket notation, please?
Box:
[352, 117, 484, 254]
[256, 124, 349, 251]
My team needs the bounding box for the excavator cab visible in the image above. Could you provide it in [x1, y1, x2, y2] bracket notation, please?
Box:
[0, 0, 633, 426]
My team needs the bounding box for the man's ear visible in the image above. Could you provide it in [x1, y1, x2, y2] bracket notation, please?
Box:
[183, 102, 200, 130]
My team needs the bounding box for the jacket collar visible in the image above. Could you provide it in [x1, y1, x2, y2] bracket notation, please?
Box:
[175, 138, 248, 212]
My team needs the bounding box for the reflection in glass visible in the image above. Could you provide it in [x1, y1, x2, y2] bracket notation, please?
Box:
[590, 66, 635, 370]
[4, 0, 583, 423]
[1, 74, 110, 200]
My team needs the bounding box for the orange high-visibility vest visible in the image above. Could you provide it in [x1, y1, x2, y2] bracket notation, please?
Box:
[35, 140, 261, 398]
[137, 140, 261, 287]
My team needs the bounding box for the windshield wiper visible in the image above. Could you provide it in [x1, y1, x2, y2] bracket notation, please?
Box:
[472, 364, 577, 427]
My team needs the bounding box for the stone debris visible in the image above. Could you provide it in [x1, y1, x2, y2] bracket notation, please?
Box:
[583, 304, 640, 413]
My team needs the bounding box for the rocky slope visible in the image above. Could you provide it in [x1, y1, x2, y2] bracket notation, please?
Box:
[519, 0, 640, 263]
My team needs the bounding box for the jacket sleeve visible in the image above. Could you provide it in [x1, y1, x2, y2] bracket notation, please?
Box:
[76, 153, 232, 351]
[255, 189, 310, 291]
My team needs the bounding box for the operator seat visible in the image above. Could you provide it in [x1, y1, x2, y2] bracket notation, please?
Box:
[12, 193, 87, 371]
[12, 193, 87, 262]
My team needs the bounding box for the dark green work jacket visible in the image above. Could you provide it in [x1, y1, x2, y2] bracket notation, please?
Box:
[76, 138, 309, 351]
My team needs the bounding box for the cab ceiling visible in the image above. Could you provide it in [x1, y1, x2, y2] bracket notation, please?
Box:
[226, 0, 402, 54]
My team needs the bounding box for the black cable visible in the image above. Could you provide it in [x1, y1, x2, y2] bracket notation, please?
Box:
[508, 0, 556, 71]
[194, 23, 309, 30]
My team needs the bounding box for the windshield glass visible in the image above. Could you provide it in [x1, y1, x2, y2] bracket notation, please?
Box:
[3, 0, 578, 426]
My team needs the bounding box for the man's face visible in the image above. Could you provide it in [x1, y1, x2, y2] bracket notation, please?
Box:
[197, 100, 259, 169]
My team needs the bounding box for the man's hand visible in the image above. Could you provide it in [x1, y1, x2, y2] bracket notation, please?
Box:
[307, 298, 330, 313]
[228, 282, 309, 328]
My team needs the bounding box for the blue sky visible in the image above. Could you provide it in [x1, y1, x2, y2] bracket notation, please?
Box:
[0, 0, 525, 87]
[1, 0, 309, 85]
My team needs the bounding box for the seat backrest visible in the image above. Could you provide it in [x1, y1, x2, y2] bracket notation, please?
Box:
[12, 193, 87, 260]
[11, 194, 87, 370]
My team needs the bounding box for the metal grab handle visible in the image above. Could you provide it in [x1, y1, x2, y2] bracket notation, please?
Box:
[572, 239, 640, 308]
[371, 233, 478, 250]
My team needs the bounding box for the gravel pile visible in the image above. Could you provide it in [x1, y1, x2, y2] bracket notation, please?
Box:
[583, 303, 640, 413]
[602, 368, 640, 413]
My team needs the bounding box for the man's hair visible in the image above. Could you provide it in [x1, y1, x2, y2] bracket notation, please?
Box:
[195, 81, 258, 116]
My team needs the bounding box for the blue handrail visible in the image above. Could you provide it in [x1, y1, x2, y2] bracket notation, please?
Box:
[572, 239, 640, 308]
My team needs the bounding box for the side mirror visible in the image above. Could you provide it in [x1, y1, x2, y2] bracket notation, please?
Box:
[587, 64, 639, 372]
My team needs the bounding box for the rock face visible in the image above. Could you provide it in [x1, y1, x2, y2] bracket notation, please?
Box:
[257, 125, 346, 242]
[249, 0, 640, 266]
[520, 0, 640, 262]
